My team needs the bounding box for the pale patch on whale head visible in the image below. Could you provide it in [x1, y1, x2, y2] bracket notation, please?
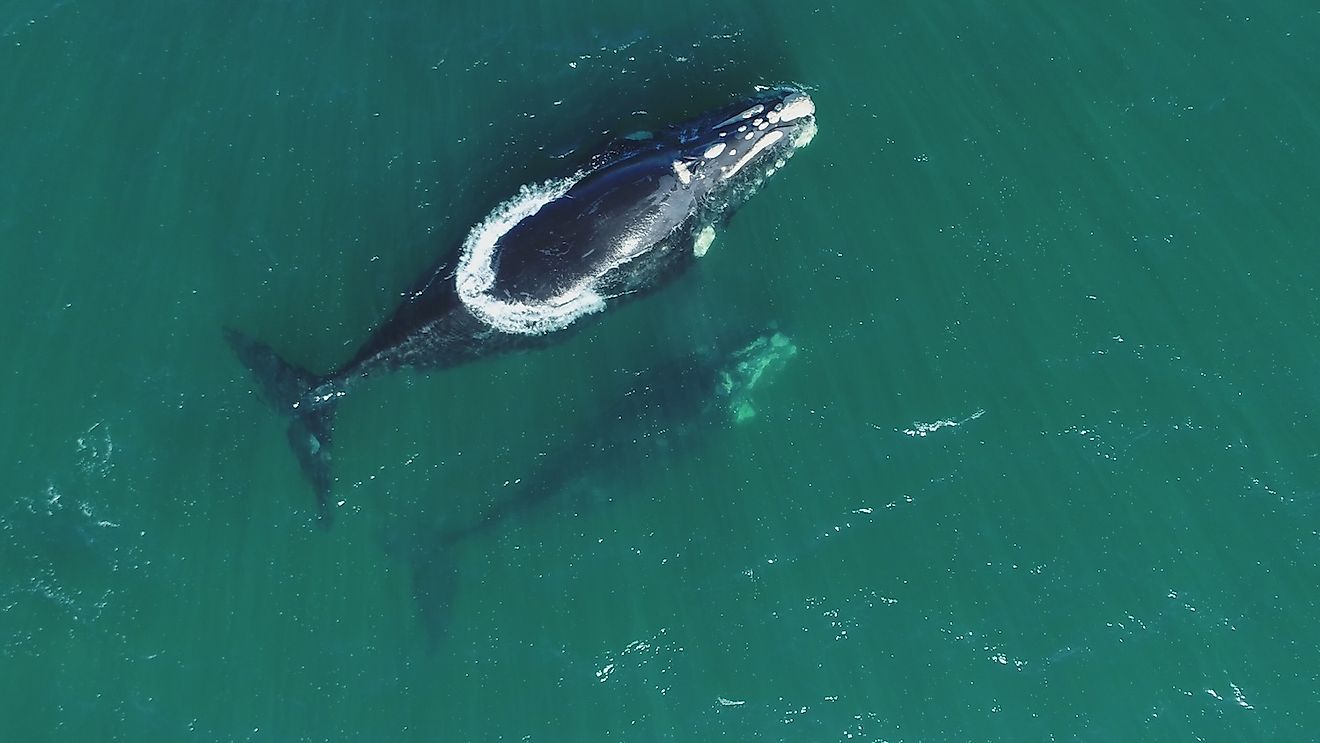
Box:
[714, 103, 765, 129]
[672, 159, 692, 185]
[777, 92, 815, 122]
[456, 173, 608, 335]
[721, 129, 783, 180]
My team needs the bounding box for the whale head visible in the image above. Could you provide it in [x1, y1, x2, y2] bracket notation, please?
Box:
[665, 86, 817, 197]
[454, 87, 818, 336]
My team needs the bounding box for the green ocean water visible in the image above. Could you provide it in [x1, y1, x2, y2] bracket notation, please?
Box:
[3, 0, 1319, 740]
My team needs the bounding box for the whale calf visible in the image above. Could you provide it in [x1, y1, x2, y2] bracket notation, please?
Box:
[405, 326, 800, 640]
[227, 86, 818, 522]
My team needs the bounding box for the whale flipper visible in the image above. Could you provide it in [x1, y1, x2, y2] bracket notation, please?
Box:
[225, 328, 339, 526]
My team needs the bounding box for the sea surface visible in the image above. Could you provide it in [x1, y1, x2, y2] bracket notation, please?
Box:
[2, 1, 1318, 740]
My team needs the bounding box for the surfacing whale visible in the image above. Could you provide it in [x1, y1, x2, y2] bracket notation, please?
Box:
[227, 86, 818, 523]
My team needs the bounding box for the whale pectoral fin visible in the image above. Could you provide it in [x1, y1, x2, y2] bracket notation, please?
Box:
[733, 400, 757, 423]
[693, 224, 716, 258]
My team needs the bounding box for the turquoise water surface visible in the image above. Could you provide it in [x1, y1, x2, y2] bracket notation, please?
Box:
[3, 1, 1318, 740]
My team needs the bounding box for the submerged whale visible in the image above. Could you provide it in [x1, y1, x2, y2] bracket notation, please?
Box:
[404, 327, 800, 640]
[228, 86, 818, 522]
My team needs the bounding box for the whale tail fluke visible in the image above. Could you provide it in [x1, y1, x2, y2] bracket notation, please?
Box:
[225, 328, 339, 526]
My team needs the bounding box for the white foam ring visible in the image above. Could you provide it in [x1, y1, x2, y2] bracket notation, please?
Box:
[456, 173, 608, 335]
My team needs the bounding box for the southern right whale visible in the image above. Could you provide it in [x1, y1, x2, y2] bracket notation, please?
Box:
[227, 86, 818, 522]
[403, 326, 800, 640]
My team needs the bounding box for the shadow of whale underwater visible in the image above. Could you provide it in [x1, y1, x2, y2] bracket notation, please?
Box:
[404, 326, 800, 643]
[227, 86, 818, 524]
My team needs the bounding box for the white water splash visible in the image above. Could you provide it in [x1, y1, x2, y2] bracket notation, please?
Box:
[455, 174, 603, 336]
[594, 627, 679, 690]
[886, 408, 985, 437]
[75, 421, 114, 476]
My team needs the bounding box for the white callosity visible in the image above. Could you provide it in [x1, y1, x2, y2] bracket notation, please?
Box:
[672, 159, 693, 185]
[777, 92, 815, 122]
[721, 129, 784, 180]
[711, 92, 815, 180]
[713, 103, 765, 129]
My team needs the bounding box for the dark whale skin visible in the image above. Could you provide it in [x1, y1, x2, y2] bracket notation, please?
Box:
[226, 86, 817, 523]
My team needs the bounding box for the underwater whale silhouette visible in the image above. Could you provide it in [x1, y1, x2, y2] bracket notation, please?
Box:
[404, 326, 800, 641]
